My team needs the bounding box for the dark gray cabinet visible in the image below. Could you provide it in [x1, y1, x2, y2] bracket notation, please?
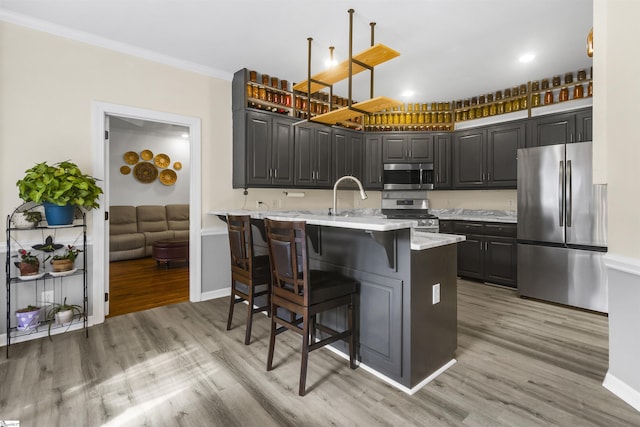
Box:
[234, 110, 295, 188]
[434, 133, 452, 189]
[527, 107, 592, 147]
[363, 134, 383, 189]
[486, 121, 525, 188]
[453, 129, 485, 188]
[453, 121, 524, 189]
[333, 128, 364, 184]
[294, 122, 332, 188]
[382, 134, 433, 163]
[443, 220, 517, 288]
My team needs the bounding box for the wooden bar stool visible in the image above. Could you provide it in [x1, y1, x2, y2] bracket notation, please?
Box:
[264, 218, 358, 396]
[226, 214, 271, 345]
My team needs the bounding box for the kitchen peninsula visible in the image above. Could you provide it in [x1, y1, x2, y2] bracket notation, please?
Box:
[212, 210, 464, 393]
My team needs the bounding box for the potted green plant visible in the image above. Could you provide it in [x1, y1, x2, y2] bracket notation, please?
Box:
[46, 298, 82, 337]
[14, 249, 42, 276]
[16, 160, 103, 225]
[16, 305, 42, 331]
[50, 245, 82, 272]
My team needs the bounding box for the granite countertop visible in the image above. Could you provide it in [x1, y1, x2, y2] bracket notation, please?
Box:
[431, 209, 517, 223]
[209, 209, 464, 250]
[411, 231, 466, 250]
[209, 209, 414, 232]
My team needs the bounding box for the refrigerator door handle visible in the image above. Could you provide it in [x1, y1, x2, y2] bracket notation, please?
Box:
[567, 160, 572, 227]
[559, 161, 564, 227]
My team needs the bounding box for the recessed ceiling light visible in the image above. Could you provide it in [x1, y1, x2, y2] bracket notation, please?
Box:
[402, 90, 414, 98]
[519, 53, 536, 63]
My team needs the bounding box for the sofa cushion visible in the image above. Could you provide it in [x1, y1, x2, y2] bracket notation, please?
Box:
[110, 206, 139, 235]
[166, 204, 189, 231]
[137, 205, 169, 233]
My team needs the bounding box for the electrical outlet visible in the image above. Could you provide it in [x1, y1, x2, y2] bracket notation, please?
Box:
[508, 199, 514, 208]
[41, 290, 54, 304]
[432, 283, 441, 305]
[272, 200, 278, 209]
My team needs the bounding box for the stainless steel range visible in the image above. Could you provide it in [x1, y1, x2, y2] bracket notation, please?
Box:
[381, 190, 439, 232]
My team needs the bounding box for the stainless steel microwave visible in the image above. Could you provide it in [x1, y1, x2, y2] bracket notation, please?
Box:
[383, 163, 434, 190]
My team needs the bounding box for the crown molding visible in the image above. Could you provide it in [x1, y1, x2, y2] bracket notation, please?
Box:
[0, 9, 233, 81]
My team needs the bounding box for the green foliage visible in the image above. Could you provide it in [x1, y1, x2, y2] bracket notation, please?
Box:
[16, 305, 40, 313]
[16, 160, 103, 210]
[51, 245, 82, 262]
[46, 297, 83, 337]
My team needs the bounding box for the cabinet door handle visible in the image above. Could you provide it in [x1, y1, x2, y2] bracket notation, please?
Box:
[269, 168, 272, 178]
[274, 168, 278, 179]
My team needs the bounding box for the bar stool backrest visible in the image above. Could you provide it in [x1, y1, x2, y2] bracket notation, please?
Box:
[264, 219, 309, 307]
[227, 215, 255, 283]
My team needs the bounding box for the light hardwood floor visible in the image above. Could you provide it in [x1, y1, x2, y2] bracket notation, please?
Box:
[1, 279, 639, 426]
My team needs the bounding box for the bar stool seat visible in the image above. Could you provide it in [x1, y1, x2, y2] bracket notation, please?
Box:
[264, 218, 358, 396]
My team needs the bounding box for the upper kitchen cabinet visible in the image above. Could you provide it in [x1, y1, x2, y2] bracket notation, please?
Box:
[233, 109, 295, 188]
[527, 107, 592, 147]
[452, 121, 524, 189]
[453, 129, 485, 188]
[486, 121, 525, 188]
[382, 133, 433, 163]
[294, 122, 332, 188]
[434, 133, 452, 189]
[363, 134, 383, 189]
[333, 128, 364, 184]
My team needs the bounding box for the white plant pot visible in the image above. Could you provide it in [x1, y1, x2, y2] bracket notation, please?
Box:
[55, 309, 74, 325]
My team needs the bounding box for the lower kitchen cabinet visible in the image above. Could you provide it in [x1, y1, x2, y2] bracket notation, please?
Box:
[443, 220, 517, 287]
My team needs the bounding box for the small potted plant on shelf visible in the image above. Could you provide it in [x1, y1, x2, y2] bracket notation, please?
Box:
[16, 160, 103, 225]
[47, 298, 82, 337]
[14, 249, 42, 276]
[50, 245, 82, 272]
[16, 305, 42, 331]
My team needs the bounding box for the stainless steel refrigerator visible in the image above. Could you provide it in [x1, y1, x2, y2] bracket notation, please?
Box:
[517, 141, 608, 313]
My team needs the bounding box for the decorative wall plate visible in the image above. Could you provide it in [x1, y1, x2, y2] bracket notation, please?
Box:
[154, 153, 170, 168]
[140, 149, 153, 161]
[123, 151, 139, 165]
[173, 162, 182, 170]
[159, 169, 177, 186]
[134, 162, 158, 183]
[120, 165, 131, 175]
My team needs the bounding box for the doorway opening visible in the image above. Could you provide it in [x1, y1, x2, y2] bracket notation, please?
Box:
[107, 116, 190, 317]
[92, 102, 202, 325]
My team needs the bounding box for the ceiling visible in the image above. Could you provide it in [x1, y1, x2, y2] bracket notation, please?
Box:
[0, 0, 593, 103]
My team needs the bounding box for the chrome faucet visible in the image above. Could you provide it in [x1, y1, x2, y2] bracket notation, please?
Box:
[332, 175, 368, 216]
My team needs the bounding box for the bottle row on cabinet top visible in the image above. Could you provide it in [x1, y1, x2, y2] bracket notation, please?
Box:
[241, 67, 592, 130]
[453, 68, 593, 123]
[245, 70, 360, 125]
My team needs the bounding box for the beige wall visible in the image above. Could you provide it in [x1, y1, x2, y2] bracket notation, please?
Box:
[0, 21, 234, 230]
[598, 0, 640, 260]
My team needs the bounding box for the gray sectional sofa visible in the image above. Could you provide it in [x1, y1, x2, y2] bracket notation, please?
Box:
[109, 204, 189, 261]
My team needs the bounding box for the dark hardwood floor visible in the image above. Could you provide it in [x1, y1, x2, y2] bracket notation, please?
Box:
[107, 257, 189, 318]
[2, 279, 639, 426]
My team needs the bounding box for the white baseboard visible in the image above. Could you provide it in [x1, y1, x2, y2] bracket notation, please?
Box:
[604, 372, 640, 412]
[200, 287, 230, 301]
[325, 344, 456, 395]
